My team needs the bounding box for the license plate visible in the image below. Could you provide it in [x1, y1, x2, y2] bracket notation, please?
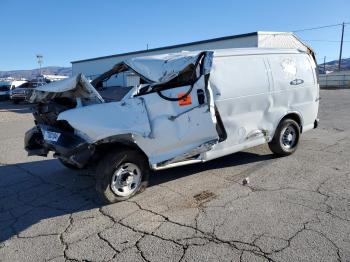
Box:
[43, 130, 61, 142]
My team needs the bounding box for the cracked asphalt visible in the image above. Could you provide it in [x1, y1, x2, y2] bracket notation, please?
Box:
[1, 89, 350, 262]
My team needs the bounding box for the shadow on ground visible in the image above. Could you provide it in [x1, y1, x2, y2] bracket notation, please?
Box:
[0, 101, 33, 114]
[150, 151, 275, 186]
[0, 151, 274, 242]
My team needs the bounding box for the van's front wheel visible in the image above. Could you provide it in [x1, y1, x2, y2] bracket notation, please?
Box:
[268, 119, 300, 156]
[95, 149, 149, 204]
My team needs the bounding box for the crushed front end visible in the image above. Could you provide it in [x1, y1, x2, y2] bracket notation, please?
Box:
[25, 123, 93, 168]
[24, 74, 103, 168]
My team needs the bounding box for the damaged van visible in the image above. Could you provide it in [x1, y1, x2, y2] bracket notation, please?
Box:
[25, 48, 319, 203]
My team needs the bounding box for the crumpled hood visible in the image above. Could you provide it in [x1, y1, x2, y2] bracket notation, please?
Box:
[58, 97, 151, 142]
[28, 74, 104, 103]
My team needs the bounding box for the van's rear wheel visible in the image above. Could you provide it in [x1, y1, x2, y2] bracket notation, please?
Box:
[268, 119, 300, 156]
[95, 149, 149, 203]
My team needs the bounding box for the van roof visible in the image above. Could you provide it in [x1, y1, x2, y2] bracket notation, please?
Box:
[127, 48, 304, 61]
[118, 49, 305, 84]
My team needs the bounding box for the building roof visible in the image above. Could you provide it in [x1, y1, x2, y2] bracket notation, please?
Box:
[71, 32, 258, 64]
[214, 47, 302, 56]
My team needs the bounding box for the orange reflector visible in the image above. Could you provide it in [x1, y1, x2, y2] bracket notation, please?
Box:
[177, 93, 192, 106]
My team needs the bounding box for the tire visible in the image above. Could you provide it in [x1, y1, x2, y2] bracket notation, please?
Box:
[268, 119, 300, 156]
[95, 149, 149, 203]
[58, 158, 81, 170]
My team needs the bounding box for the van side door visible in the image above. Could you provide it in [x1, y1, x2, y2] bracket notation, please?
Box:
[134, 55, 220, 166]
[204, 54, 272, 159]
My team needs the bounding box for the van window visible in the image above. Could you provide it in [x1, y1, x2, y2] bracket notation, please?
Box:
[210, 56, 269, 99]
[151, 64, 197, 91]
[94, 70, 140, 89]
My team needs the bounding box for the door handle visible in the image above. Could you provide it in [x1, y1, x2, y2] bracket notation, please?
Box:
[197, 89, 205, 104]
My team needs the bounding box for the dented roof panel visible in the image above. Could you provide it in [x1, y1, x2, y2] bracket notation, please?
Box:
[125, 51, 205, 83]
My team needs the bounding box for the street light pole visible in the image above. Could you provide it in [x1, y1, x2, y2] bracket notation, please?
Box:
[36, 54, 43, 76]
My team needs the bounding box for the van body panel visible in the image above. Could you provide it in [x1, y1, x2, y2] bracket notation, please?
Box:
[204, 51, 319, 161]
[205, 55, 272, 160]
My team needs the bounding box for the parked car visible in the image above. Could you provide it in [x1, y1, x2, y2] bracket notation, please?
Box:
[0, 82, 11, 101]
[0, 80, 27, 101]
[10, 80, 46, 104]
[24, 48, 319, 203]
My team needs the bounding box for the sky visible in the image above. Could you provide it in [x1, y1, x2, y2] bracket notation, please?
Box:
[1, 0, 350, 70]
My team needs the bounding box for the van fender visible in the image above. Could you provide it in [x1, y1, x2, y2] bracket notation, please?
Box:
[92, 133, 150, 164]
[271, 111, 303, 139]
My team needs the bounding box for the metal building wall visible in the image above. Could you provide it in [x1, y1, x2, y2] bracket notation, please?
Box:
[71, 32, 312, 87]
[257, 32, 311, 52]
[72, 35, 258, 86]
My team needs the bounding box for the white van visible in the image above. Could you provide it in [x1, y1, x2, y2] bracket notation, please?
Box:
[25, 48, 319, 203]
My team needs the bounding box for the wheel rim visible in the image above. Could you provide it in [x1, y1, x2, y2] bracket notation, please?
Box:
[110, 163, 142, 197]
[280, 125, 297, 150]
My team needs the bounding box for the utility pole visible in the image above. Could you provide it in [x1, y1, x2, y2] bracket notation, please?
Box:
[323, 56, 326, 74]
[338, 22, 345, 71]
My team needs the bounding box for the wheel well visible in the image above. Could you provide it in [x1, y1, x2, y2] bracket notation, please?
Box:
[281, 113, 303, 133]
[93, 141, 149, 163]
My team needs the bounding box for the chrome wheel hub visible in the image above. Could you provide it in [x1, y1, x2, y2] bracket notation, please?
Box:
[281, 125, 297, 150]
[111, 163, 141, 197]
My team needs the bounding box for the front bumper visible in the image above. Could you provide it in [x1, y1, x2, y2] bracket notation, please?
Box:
[10, 94, 26, 101]
[25, 125, 93, 168]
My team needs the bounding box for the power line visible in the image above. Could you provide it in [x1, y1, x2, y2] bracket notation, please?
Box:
[293, 22, 350, 32]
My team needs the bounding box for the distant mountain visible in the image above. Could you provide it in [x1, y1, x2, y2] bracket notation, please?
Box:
[318, 57, 350, 74]
[0, 66, 72, 80]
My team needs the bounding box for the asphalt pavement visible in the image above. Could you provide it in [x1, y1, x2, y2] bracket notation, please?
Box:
[0, 90, 350, 262]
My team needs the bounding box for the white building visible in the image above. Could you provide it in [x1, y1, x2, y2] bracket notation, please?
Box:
[42, 74, 68, 81]
[71, 31, 313, 87]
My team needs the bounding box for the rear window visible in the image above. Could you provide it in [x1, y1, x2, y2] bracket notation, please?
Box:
[18, 82, 31, 88]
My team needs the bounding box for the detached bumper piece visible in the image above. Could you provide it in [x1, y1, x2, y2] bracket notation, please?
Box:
[24, 125, 93, 168]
